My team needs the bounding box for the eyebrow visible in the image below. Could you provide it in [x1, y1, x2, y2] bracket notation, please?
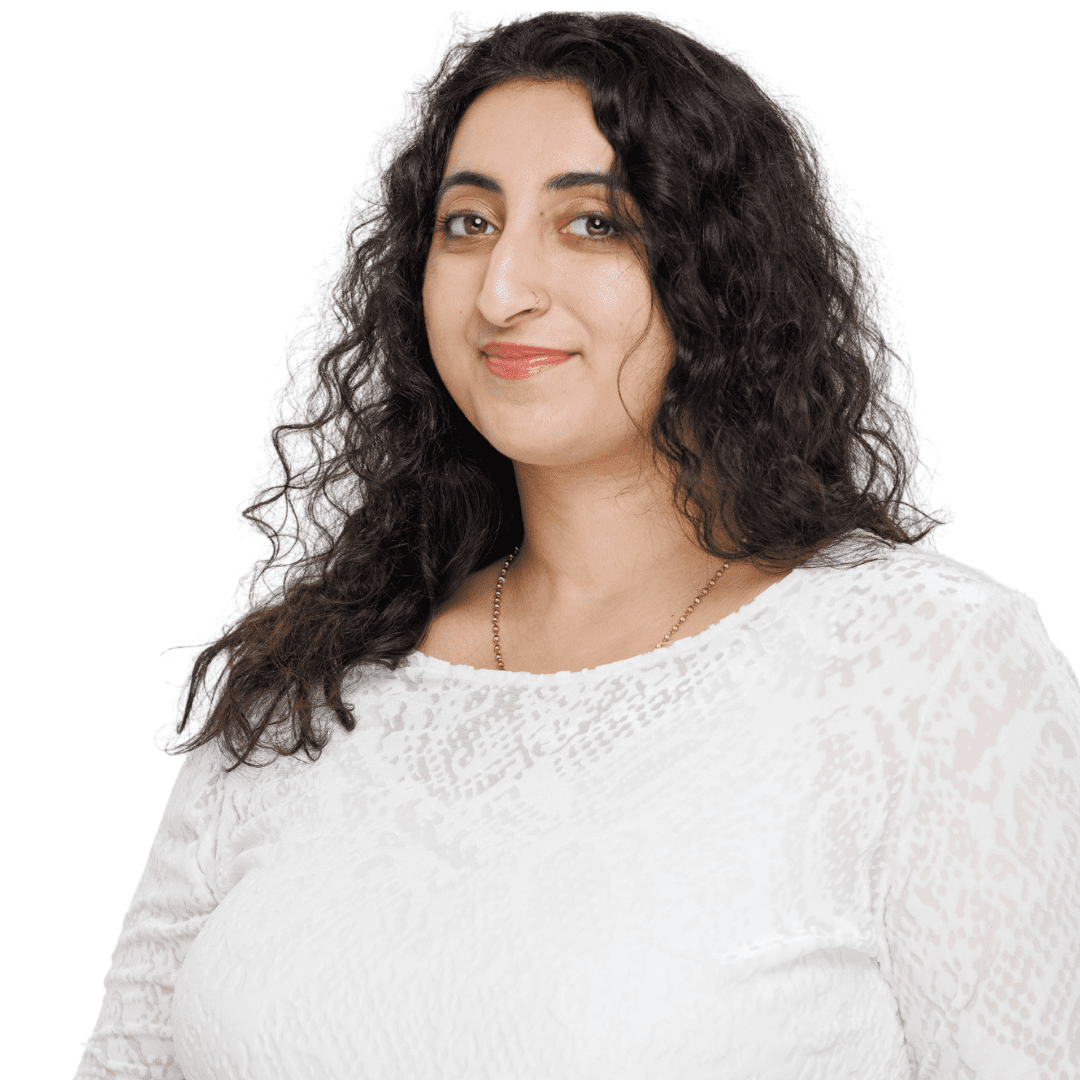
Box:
[434, 169, 622, 205]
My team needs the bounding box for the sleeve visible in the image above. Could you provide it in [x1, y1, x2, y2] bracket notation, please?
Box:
[73, 742, 228, 1080]
[883, 590, 1080, 1078]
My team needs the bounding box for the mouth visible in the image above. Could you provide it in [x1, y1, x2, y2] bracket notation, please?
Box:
[482, 341, 576, 380]
[483, 342, 575, 361]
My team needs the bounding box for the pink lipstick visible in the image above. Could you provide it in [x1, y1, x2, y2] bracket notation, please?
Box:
[482, 342, 575, 380]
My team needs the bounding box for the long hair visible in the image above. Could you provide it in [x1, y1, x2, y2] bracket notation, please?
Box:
[174, 12, 940, 768]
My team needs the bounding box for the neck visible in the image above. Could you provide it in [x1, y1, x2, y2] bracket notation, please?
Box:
[506, 447, 726, 624]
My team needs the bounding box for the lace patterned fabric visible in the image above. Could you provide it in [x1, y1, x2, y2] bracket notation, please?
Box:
[74, 544, 1080, 1079]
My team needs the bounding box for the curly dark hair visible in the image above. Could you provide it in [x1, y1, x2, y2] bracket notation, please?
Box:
[173, 11, 939, 769]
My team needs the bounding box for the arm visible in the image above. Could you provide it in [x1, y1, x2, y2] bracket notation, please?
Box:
[73, 742, 227, 1080]
[883, 590, 1080, 1077]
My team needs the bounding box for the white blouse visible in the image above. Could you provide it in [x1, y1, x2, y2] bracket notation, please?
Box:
[74, 542, 1080, 1079]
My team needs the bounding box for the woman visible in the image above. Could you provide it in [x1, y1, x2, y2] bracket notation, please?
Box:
[74, 12, 1079, 1079]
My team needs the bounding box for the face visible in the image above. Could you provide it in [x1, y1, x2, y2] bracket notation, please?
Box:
[423, 79, 675, 475]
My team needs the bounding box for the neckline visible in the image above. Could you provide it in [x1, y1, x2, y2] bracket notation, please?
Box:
[404, 558, 810, 682]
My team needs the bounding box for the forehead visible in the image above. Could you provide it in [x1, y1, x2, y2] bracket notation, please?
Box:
[443, 79, 615, 180]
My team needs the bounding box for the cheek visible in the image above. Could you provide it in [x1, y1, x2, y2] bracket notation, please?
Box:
[422, 259, 478, 415]
[421, 258, 443, 340]
[422, 260, 460, 365]
[577, 259, 653, 332]
[423, 253, 483, 349]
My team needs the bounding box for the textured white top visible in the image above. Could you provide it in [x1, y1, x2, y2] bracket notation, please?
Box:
[75, 543, 1080, 1079]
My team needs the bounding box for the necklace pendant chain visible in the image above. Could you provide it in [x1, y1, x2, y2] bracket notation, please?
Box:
[492, 545, 732, 671]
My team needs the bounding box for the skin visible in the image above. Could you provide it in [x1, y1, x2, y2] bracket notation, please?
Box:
[419, 79, 789, 673]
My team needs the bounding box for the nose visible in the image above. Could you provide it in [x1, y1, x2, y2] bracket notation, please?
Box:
[475, 220, 546, 325]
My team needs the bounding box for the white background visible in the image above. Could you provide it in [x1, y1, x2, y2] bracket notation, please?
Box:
[2, 1, 1076, 1075]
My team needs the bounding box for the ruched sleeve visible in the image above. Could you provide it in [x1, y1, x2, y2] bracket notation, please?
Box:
[883, 591, 1080, 1077]
[74, 743, 227, 1080]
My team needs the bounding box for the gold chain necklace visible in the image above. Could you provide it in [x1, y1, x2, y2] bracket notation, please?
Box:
[492, 545, 732, 671]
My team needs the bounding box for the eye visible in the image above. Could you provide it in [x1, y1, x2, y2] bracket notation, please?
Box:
[444, 213, 495, 237]
[566, 214, 616, 239]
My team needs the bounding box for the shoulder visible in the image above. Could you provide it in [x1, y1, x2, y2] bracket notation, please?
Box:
[792, 536, 1033, 625]
[165, 710, 353, 825]
[762, 537, 1057, 692]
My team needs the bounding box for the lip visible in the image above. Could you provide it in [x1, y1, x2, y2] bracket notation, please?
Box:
[483, 342, 575, 361]
[482, 341, 575, 381]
